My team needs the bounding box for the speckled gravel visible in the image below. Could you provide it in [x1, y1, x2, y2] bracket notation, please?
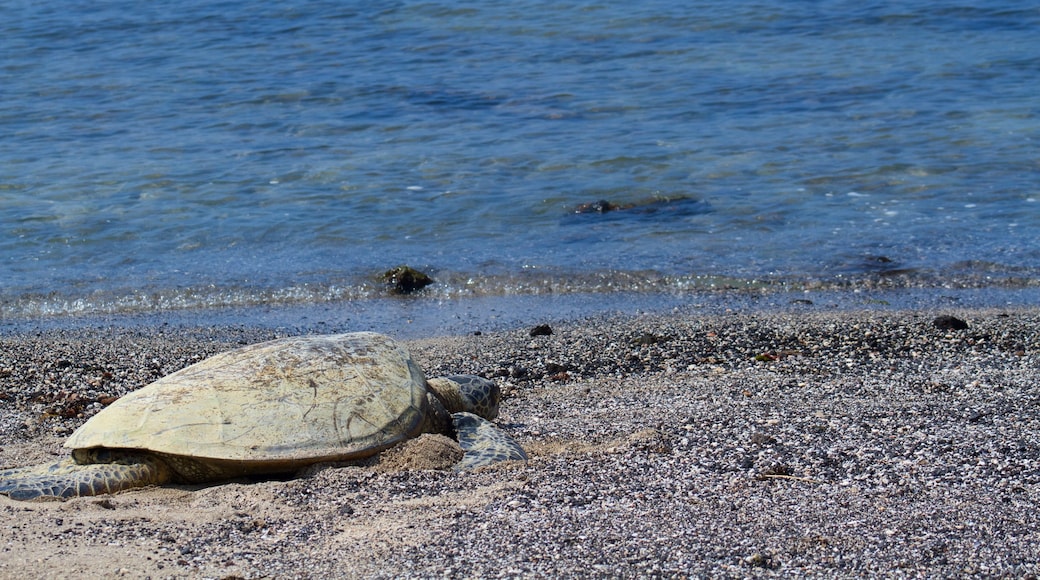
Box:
[1, 308, 1039, 578]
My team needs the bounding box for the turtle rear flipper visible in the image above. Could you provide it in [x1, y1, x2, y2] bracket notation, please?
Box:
[451, 412, 527, 470]
[0, 454, 172, 500]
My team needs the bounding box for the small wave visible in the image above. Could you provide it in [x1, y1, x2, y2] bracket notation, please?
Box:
[3, 265, 1038, 322]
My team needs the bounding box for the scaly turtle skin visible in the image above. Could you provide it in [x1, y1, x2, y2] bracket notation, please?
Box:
[0, 332, 526, 501]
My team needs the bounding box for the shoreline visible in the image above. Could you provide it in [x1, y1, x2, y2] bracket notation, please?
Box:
[1, 305, 1039, 577]
[5, 283, 1040, 339]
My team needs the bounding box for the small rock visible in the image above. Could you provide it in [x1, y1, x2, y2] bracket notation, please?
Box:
[544, 362, 568, 374]
[630, 332, 667, 346]
[529, 324, 553, 337]
[744, 552, 780, 569]
[750, 432, 777, 446]
[381, 265, 433, 294]
[933, 315, 968, 330]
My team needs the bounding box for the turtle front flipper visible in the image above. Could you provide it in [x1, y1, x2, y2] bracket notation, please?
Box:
[451, 412, 527, 470]
[0, 452, 172, 501]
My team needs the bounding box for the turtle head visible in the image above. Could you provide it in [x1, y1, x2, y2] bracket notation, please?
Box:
[426, 375, 500, 420]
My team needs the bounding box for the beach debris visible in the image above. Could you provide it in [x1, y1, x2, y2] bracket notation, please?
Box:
[0, 333, 526, 500]
[381, 265, 433, 294]
[933, 315, 969, 330]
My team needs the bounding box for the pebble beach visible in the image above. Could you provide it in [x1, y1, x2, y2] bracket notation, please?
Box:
[1, 306, 1039, 578]
[4, 1, 1038, 577]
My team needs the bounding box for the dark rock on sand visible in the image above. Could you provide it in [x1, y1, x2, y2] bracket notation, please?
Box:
[529, 324, 553, 337]
[933, 315, 969, 330]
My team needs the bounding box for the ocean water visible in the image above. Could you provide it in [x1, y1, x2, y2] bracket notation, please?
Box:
[2, 0, 1038, 321]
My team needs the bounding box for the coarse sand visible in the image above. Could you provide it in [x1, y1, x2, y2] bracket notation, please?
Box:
[1, 307, 1039, 578]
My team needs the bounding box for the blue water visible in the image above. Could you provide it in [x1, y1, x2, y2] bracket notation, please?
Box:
[2, 1, 1039, 320]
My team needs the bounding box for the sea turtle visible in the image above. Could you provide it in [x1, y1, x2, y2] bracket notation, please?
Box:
[0, 332, 527, 501]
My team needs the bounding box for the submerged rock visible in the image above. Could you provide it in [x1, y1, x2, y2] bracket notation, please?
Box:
[567, 195, 710, 221]
[573, 199, 623, 214]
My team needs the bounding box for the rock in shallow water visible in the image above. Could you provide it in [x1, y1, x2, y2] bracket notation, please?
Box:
[381, 265, 433, 294]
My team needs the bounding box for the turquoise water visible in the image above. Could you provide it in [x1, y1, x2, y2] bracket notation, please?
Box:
[2, 1, 1038, 319]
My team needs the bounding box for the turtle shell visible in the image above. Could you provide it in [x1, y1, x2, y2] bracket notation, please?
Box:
[64, 333, 429, 464]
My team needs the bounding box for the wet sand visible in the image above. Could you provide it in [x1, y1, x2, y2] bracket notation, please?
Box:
[1, 307, 1039, 578]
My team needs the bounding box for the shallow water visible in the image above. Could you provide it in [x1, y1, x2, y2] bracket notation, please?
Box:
[2, 1, 1038, 320]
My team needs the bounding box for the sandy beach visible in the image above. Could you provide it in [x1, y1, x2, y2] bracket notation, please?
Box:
[1, 306, 1039, 578]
